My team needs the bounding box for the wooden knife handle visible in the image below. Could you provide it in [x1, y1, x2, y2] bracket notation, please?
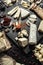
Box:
[31, 3, 43, 19]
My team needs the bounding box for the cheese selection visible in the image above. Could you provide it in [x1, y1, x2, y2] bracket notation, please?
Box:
[15, 29, 28, 47]
[7, 7, 30, 19]
[0, 0, 43, 64]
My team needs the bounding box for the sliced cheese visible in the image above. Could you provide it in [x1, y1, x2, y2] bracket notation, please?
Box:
[13, 7, 21, 19]
[20, 8, 30, 19]
[7, 6, 19, 16]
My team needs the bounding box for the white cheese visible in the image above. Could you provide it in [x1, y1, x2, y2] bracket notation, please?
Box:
[29, 23, 37, 45]
[20, 8, 30, 19]
[21, 29, 28, 37]
[18, 38, 28, 47]
[29, 17, 36, 23]
[29, 14, 37, 19]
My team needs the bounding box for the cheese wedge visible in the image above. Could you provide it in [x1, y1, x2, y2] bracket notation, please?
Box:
[0, 38, 6, 51]
[20, 8, 30, 19]
[29, 23, 37, 45]
[38, 20, 43, 32]
[7, 6, 19, 16]
[13, 7, 21, 19]
[1, 55, 16, 65]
